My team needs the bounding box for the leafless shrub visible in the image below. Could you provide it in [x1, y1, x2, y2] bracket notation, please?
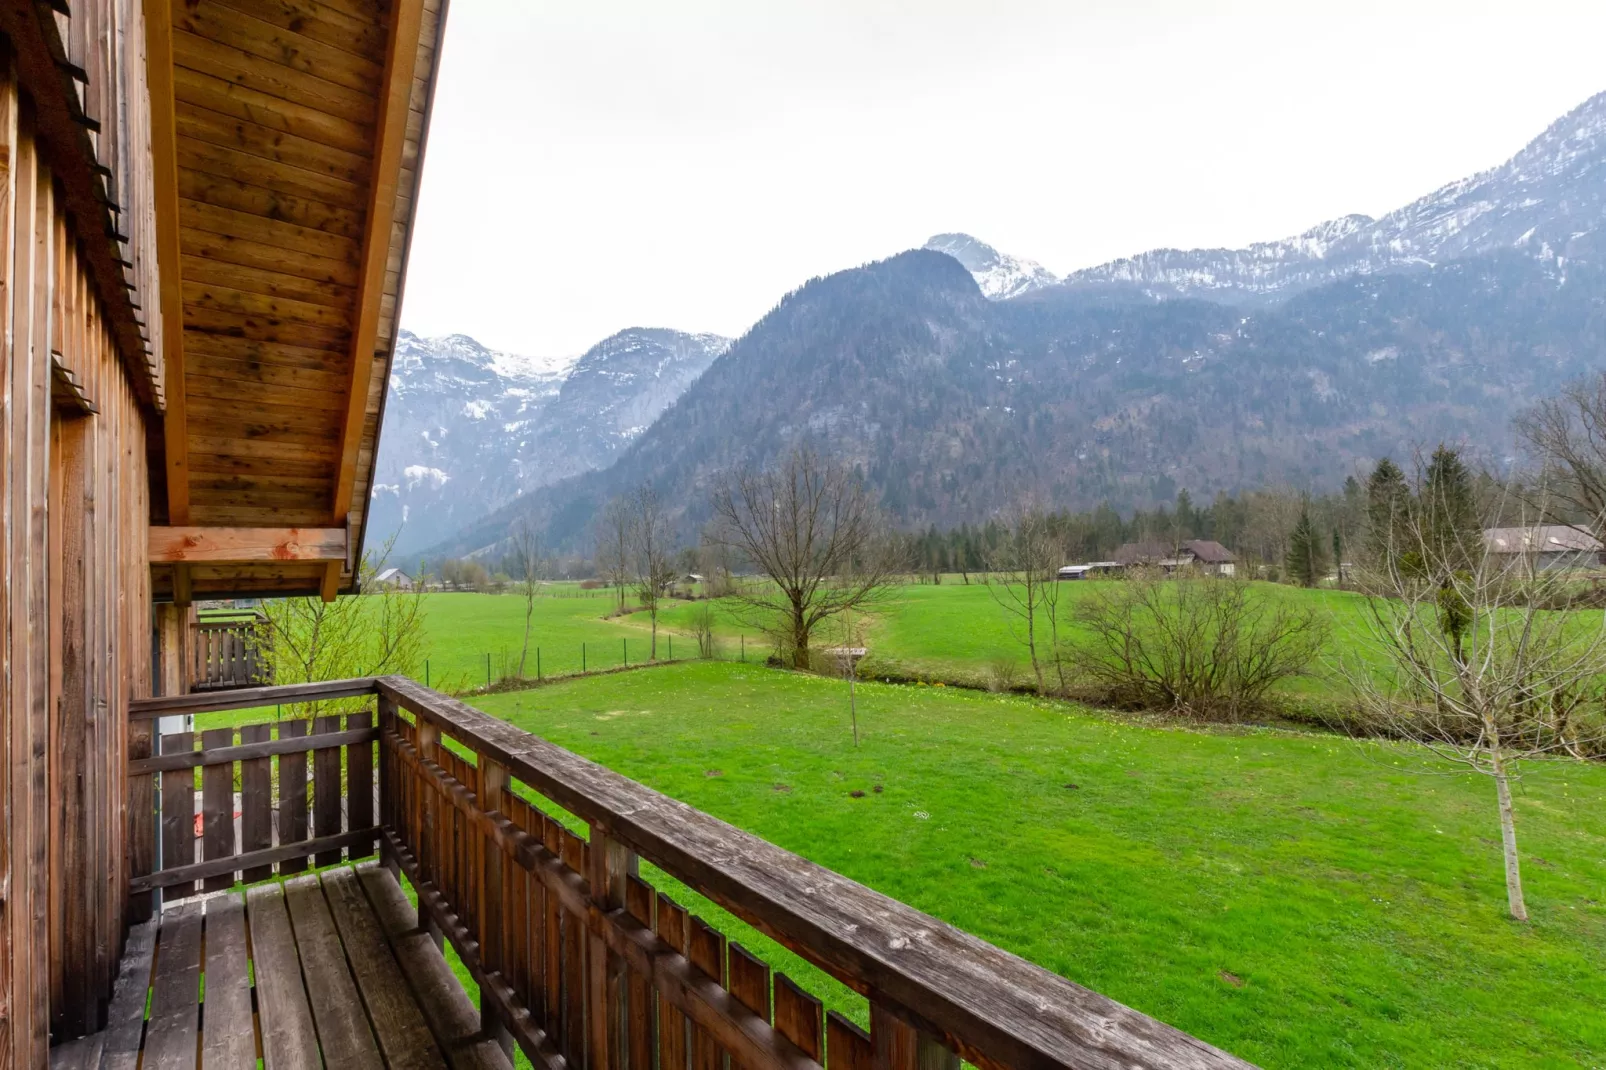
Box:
[1068, 569, 1329, 721]
[693, 603, 717, 659]
[986, 655, 1019, 693]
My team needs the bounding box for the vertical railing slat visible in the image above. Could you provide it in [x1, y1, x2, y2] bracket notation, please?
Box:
[200, 726, 235, 892]
[239, 722, 273, 883]
[348, 710, 374, 860]
[159, 730, 196, 901]
[278, 719, 309, 875]
[312, 713, 343, 866]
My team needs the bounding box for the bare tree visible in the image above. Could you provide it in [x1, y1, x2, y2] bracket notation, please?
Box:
[1343, 488, 1606, 922]
[983, 506, 1063, 693]
[595, 496, 633, 612]
[629, 483, 676, 659]
[1070, 569, 1328, 720]
[507, 516, 545, 678]
[709, 448, 897, 670]
[262, 533, 428, 714]
[1515, 373, 1606, 537]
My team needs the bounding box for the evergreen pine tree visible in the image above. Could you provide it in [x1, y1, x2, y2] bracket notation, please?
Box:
[1286, 502, 1323, 587]
[1365, 458, 1410, 565]
[1422, 444, 1479, 571]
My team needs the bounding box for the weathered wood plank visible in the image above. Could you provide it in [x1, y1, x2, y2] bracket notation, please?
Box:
[356, 862, 512, 1070]
[100, 917, 157, 1069]
[246, 882, 321, 1069]
[143, 902, 202, 1069]
[201, 895, 256, 1070]
[150, 524, 348, 565]
[322, 866, 446, 1070]
[133, 726, 377, 776]
[283, 874, 384, 1068]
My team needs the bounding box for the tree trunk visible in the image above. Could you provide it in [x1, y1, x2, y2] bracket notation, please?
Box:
[1026, 586, 1044, 693]
[518, 601, 533, 678]
[1492, 748, 1528, 922]
[650, 609, 658, 659]
[792, 604, 809, 670]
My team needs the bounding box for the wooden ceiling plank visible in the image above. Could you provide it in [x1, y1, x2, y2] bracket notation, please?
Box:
[176, 173, 365, 242]
[184, 333, 351, 371]
[175, 0, 385, 93]
[187, 374, 349, 414]
[148, 0, 191, 523]
[151, 526, 347, 564]
[203, 0, 389, 61]
[182, 280, 354, 331]
[176, 105, 371, 188]
[186, 350, 349, 391]
[179, 196, 361, 261]
[173, 65, 375, 153]
[172, 29, 377, 125]
[181, 256, 356, 312]
[180, 225, 359, 288]
[331, 0, 425, 536]
[183, 306, 351, 351]
[178, 135, 365, 206]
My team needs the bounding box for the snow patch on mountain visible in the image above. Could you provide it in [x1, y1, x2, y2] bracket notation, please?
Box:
[923, 233, 1059, 299]
[1062, 90, 1606, 301]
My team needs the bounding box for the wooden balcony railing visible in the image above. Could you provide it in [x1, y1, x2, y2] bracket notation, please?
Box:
[189, 612, 272, 692]
[127, 677, 1253, 1070]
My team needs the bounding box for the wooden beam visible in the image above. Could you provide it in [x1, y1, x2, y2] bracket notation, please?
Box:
[319, 560, 342, 603]
[150, 526, 347, 564]
[144, 0, 189, 522]
[330, 0, 425, 534]
[172, 564, 193, 607]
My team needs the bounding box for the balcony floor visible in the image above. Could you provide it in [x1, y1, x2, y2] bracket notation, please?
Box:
[52, 862, 511, 1070]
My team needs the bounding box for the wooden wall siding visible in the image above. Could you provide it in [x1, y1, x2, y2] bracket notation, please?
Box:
[0, 75, 154, 1064]
[163, 0, 446, 595]
[3, 0, 167, 406]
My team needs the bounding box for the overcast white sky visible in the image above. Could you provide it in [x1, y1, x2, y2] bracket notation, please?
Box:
[399, 0, 1606, 359]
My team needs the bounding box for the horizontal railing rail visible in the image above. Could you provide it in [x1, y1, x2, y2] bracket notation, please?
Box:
[128, 679, 382, 901]
[374, 674, 1253, 1070]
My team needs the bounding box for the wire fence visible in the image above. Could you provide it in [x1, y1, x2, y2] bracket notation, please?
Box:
[422, 633, 762, 694]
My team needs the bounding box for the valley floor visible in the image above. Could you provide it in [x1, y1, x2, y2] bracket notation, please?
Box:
[468, 661, 1606, 1069]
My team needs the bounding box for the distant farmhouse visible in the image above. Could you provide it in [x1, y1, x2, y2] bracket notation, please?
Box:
[1061, 540, 1237, 579]
[373, 567, 415, 590]
[1483, 526, 1605, 570]
[1109, 540, 1238, 576]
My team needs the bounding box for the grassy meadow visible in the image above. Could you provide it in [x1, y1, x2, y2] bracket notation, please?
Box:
[206, 581, 1605, 1065]
[466, 661, 1606, 1068]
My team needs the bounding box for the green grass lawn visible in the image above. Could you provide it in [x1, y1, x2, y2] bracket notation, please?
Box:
[470, 661, 1606, 1069]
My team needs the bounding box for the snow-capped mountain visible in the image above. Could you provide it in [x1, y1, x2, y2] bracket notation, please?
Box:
[922, 233, 1059, 299]
[1062, 90, 1606, 301]
[368, 328, 727, 558]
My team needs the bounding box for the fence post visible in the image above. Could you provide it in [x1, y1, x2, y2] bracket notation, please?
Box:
[478, 753, 514, 1060]
[425, 659, 430, 689]
[416, 716, 444, 950]
[486, 652, 492, 688]
[871, 1000, 960, 1070]
[623, 638, 627, 667]
[582, 642, 586, 673]
[537, 647, 541, 681]
[587, 827, 636, 1070]
[377, 695, 400, 879]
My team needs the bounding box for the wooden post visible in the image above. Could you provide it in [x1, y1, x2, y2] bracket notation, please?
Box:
[587, 825, 636, 1070]
[415, 716, 443, 948]
[478, 753, 513, 1060]
[378, 695, 400, 879]
[871, 1001, 959, 1070]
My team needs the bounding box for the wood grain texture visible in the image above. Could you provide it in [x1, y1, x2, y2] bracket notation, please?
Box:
[200, 895, 256, 1070]
[246, 882, 321, 1069]
[149, 524, 346, 562]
